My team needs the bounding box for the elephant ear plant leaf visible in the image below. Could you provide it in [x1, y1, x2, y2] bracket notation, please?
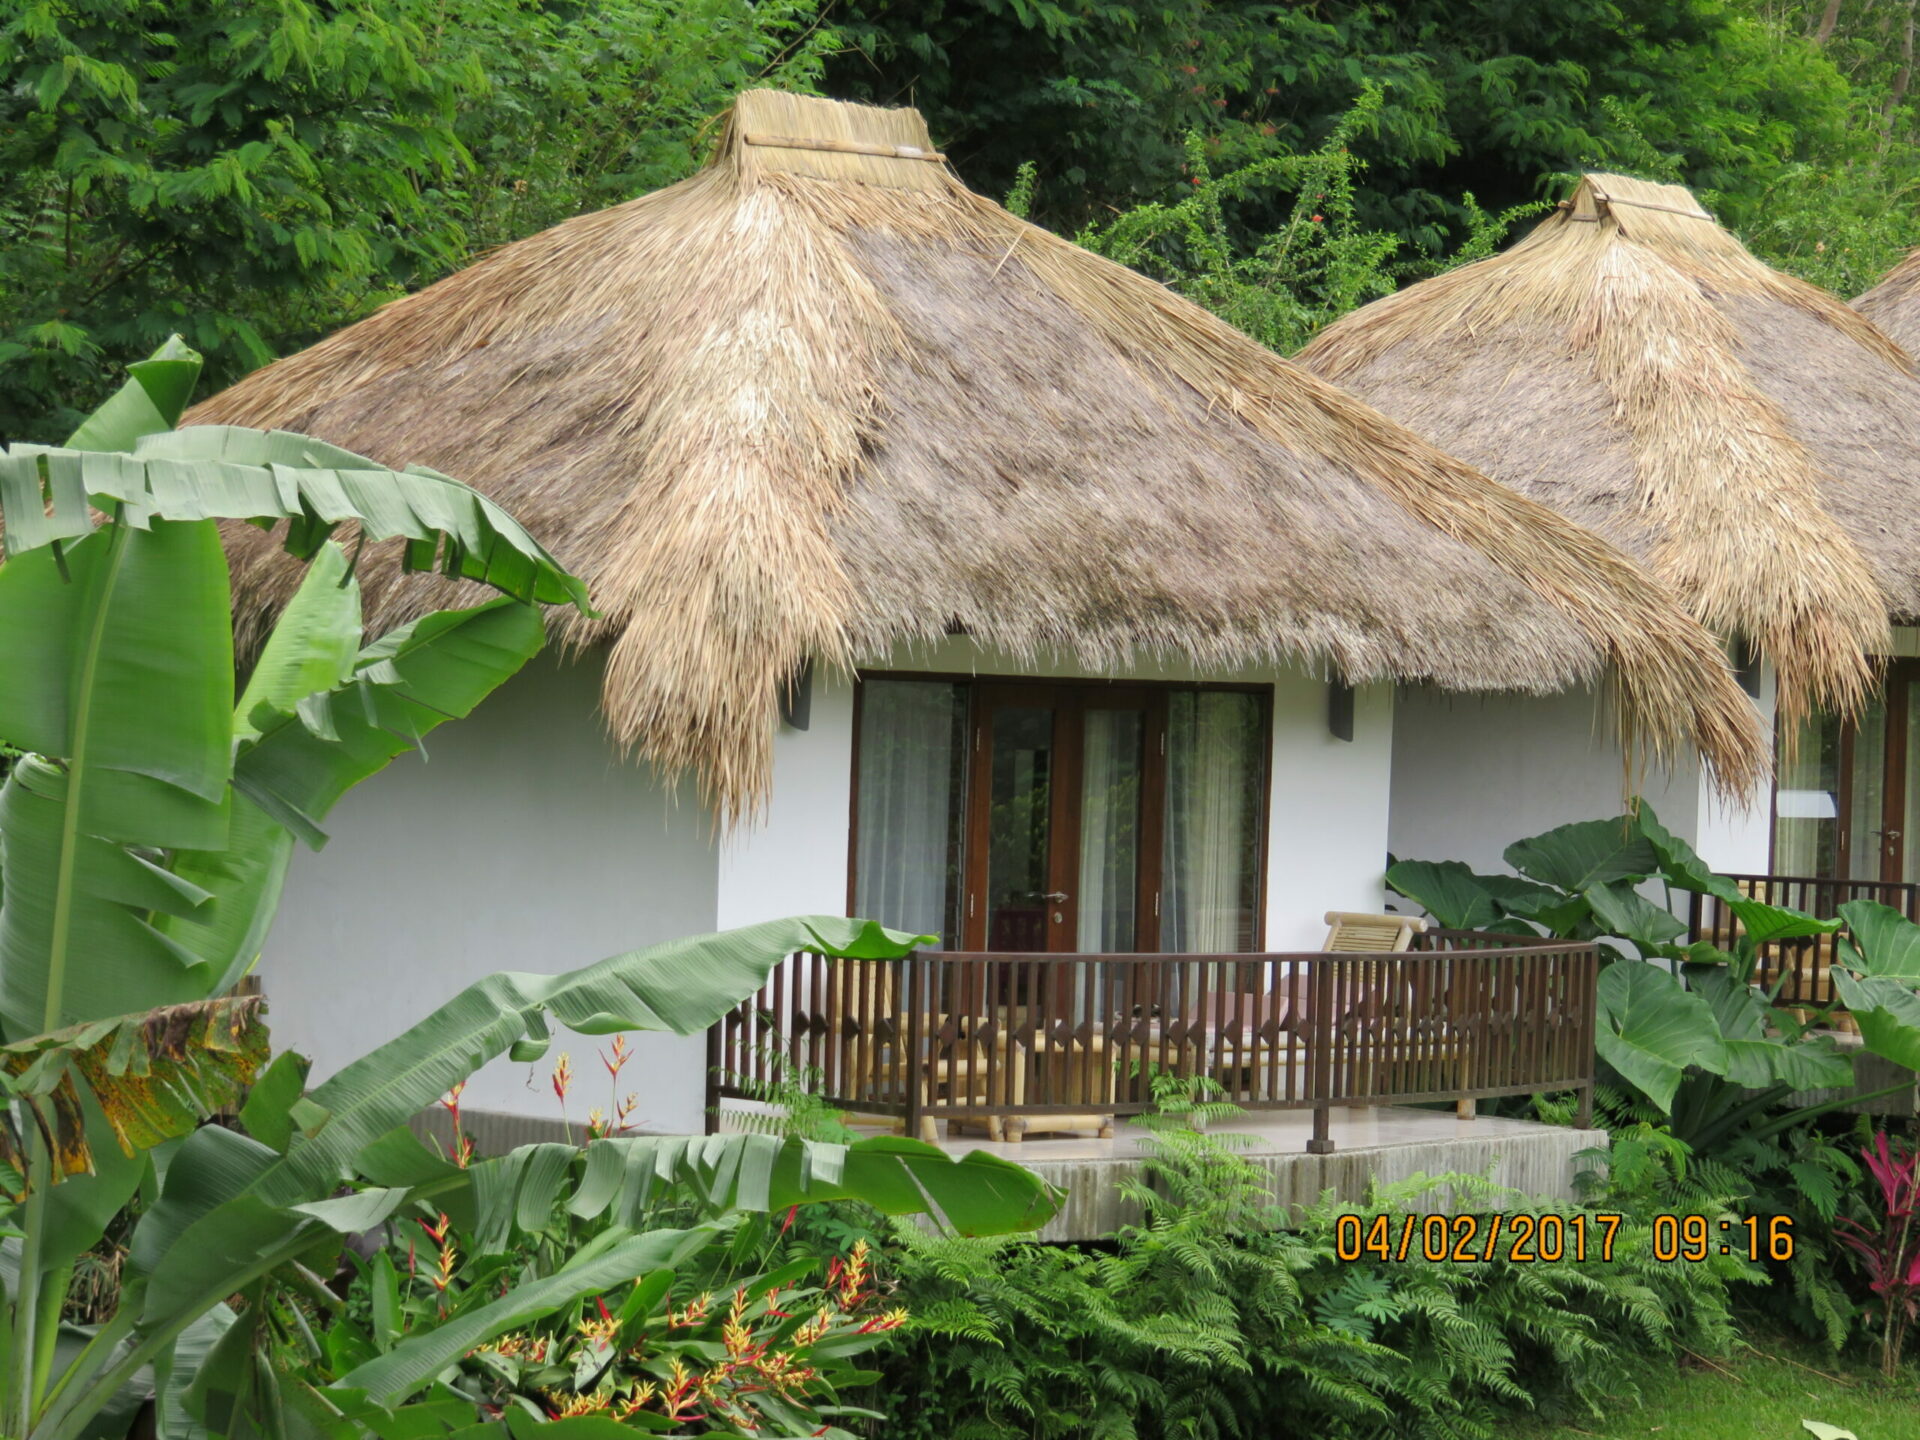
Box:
[1595, 962, 1728, 1113]
[1833, 900, 1920, 1070]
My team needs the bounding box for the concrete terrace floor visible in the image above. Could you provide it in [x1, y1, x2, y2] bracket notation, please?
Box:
[842, 1105, 1607, 1242]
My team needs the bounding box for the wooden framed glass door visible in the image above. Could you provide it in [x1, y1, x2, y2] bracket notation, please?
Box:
[961, 685, 1166, 953]
[851, 674, 1269, 956]
[1775, 660, 1920, 882]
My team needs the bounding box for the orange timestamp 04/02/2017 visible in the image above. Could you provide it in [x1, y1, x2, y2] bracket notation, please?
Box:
[1333, 1212, 1794, 1265]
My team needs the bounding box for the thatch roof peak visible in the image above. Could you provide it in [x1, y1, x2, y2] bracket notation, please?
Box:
[194, 99, 1764, 818]
[1302, 170, 1920, 734]
[1855, 247, 1920, 356]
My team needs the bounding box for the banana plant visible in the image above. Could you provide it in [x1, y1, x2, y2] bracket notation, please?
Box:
[0, 338, 595, 1439]
[0, 342, 1061, 1440]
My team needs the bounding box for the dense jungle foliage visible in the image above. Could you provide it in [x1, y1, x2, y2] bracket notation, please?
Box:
[4, 0, 1919, 440]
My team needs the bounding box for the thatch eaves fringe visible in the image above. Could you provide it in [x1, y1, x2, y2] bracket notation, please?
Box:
[195, 97, 1766, 820]
[1303, 173, 1920, 740]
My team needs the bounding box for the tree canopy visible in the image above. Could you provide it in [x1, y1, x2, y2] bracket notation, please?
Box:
[2, 0, 1916, 442]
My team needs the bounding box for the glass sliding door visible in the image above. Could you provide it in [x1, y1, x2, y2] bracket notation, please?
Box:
[1162, 691, 1266, 952]
[1077, 704, 1148, 952]
[981, 697, 1061, 953]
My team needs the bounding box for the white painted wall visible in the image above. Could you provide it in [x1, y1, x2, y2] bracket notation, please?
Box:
[716, 680, 854, 930]
[263, 638, 1399, 1135]
[257, 651, 719, 1130]
[1695, 661, 1777, 875]
[1264, 670, 1394, 948]
[1387, 664, 1774, 883]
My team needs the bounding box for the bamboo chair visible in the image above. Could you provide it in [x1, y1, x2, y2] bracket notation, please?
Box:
[824, 959, 1016, 1141]
[1314, 912, 1478, 1115]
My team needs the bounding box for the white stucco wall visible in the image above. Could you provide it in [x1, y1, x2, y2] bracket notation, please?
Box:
[709, 640, 1396, 952]
[264, 639, 1399, 1134]
[1264, 670, 1395, 947]
[257, 651, 719, 1130]
[1387, 664, 1774, 881]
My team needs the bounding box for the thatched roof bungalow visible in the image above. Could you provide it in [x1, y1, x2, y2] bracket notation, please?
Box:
[199, 99, 1763, 1131]
[200, 99, 1758, 815]
[1301, 173, 1920, 879]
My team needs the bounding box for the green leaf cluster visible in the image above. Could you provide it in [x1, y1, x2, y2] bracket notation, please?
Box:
[868, 1101, 1750, 1440]
[0, 0, 833, 443]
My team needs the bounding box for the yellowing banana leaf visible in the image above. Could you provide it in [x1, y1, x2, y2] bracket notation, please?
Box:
[0, 997, 269, 1193]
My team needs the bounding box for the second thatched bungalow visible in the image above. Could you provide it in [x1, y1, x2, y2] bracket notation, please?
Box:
[1303, 174, 1920, 901]
[194, 98, 1761, 1143]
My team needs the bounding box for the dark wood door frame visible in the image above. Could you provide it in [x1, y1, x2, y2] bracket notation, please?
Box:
[961, 684, 1174, 955]
[1788, 659, 1920, 882]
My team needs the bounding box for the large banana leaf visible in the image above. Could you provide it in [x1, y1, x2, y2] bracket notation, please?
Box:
[0, 999, 270, 1194]
[0, 758, 219, 1040]
[33, 922, 948, 1440]
[448, 1132, 1061, 1253]
[234, 598, 547, 849]
[1, 426, 588, 614]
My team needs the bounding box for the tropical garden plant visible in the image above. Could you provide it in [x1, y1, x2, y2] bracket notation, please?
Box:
[1832, 1130, 1920, 1379]
[0, 341, 1059, 1440]
[1386, 807, 1874, 1136]
[1389, 807, 1920, 1359]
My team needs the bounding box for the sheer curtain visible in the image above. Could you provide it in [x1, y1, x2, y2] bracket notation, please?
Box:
[1161, 692, 1263, 953]
[1773, 709, 1841, 878]
[1077, 709, 1141, 951]
[854, 682, 966, 947]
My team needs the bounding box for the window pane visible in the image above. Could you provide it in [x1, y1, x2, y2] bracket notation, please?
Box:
[854, 681, 967, 948]
[985, 706, 1054, 952]
[1774, 708, 1841, 878]
[1162, 692, 1265, 952]
[1848, 695, 1889, 881]
[1078, 708, 1144, 951]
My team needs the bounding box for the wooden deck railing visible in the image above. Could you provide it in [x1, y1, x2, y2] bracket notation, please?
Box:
[707, 937, 1597, 1153]
[1684, 873, 1920, 1013]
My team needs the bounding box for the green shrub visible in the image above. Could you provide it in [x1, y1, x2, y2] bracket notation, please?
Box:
[865, 1086, 1751, 1440]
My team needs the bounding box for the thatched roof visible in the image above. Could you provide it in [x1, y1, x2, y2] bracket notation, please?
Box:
[194, 97, 1764, 818]
[1856, 249, 1920, 355]
[1302, 172, 1920, 736]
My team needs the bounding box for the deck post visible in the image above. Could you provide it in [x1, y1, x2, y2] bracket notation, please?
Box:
[905, 954, 924, 1143]
[703, 1011, 723, 1136]
[1308, 1102, 1333, 1154]
[1306, 957, 1337, 1153]
[1575, 1082, 1593, 1131]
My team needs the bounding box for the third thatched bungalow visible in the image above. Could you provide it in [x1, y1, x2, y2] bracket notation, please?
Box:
[193, 99, 1760, 1135]
[1302, 173, 1920, 890]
